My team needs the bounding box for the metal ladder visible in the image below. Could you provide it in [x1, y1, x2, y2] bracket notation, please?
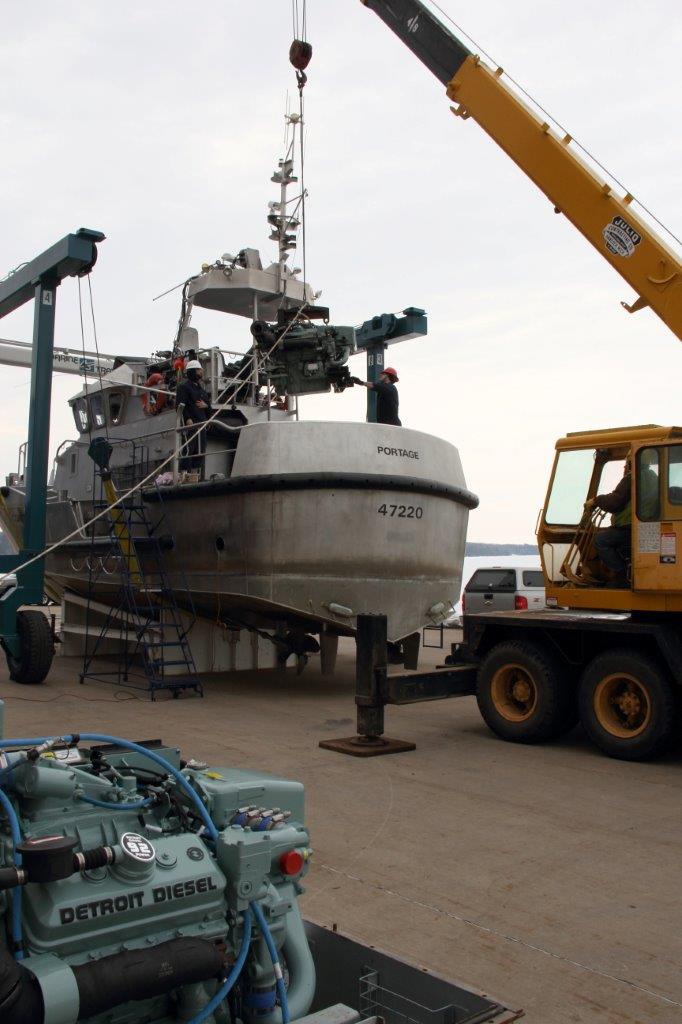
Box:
[79, 466, 203, 700]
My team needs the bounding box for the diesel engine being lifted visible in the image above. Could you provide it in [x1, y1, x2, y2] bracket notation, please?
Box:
[250, 313, 355, 397]
[0, 730, 318, 1024]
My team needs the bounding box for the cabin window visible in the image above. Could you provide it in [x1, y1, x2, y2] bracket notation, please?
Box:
[596, 457, 627, 496]
[73, 399, 90, 433]
[667, 446, 682, 506]
[90, 392, 106, 429]
[636, 448, 661, 520]
[108, 391, 125, 425]
[466, 569, 516, 591]
[545, 448, 596, 526]
[70, 453, 78, 475]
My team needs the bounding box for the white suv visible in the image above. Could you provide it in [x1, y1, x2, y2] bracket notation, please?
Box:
[462, 566, 546, 614]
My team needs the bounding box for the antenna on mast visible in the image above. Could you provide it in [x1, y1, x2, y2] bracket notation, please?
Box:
[268, 116, 302, 291]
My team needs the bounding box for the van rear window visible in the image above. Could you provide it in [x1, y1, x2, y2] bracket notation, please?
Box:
[522, 570, 544, 588]
[466, 569, 516, 592]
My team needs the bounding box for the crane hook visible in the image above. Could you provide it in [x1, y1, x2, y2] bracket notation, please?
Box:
[290, 38, 312, 91]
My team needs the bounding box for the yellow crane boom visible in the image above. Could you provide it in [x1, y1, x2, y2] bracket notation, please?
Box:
[362, 0, 682, 340]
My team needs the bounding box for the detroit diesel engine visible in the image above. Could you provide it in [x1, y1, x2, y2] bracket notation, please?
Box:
[249, 314, 355, 397]
[0, 730, 318, 1024]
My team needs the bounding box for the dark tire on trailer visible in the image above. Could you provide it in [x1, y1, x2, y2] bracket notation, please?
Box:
[7, 610, 54, 685]
[476, 640, 577, 744]
[579, 648, 677, 761]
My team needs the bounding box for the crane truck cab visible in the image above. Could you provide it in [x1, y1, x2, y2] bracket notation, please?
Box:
[463, 426, 682, 762]
[539, 425, 682, 611]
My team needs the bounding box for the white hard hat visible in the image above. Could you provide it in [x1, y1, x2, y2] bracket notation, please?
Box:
[185, 360, 202, 371]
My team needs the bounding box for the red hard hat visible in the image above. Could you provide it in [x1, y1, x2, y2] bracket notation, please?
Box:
[383, 367, 399, 381]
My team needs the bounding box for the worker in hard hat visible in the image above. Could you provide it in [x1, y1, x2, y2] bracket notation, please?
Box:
[176, 359, 212, 475]
[351, 367, 401, 426]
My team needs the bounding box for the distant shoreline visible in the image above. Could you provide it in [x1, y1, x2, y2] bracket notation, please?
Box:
[465, 543, 536, 555]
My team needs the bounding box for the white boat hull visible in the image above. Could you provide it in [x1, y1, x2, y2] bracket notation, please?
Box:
[44, 421, 476, 643]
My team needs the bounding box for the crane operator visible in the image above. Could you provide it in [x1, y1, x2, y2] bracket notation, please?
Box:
[352, 367, 401, 426]
[586, 453, 660, 586]
[585, 459, 632, 588]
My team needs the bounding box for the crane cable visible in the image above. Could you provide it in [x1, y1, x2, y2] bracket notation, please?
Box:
[426, 0, 682, 251]
[289, 0, 312, 290]
[77, 276, 111, 443]
[87, 276, 110, 441]
[292, 0, 307, 43]
[77, 277, 93, 445]
[298, 73, 307, 292]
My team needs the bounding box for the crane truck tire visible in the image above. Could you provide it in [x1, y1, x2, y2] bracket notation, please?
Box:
[578, 648, 677, 761]
[476, 640, 577, 743]
[7, 609, 54, 684]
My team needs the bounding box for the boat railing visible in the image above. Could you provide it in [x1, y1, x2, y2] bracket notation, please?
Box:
[209, 347, 298, 420]
[171, 404, 245, 484]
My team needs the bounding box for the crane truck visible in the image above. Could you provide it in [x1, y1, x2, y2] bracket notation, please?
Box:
[359, 1, 682, 760]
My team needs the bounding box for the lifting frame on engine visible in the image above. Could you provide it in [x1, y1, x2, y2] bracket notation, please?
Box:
[319, 614, 476, 757]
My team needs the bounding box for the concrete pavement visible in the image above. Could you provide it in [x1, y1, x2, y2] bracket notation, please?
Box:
[0, 635, 680, 1023]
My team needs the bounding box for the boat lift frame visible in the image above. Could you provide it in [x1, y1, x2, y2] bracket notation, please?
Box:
[355, 307, 427, 421]
[0, 228, 105, 659]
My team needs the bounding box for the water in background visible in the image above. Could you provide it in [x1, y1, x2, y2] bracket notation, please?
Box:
[453, 553, 542, 616]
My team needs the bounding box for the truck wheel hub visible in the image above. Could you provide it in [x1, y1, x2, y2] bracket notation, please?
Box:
[490, 664, 538, 722]
[594, 674, 651, 738]
[615, 689, 641, 718]
[512, 679, 532, 703]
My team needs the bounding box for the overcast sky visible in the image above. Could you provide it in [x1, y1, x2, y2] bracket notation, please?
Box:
[1, 0, 680, 542]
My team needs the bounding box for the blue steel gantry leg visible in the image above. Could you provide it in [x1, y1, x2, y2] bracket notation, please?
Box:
[20, 279, 58, 607]
[355, 307, 427, 423]
[364, 341, 386, 424]
[0, 228, 105, 664]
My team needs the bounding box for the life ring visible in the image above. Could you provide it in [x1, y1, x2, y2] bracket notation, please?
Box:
[142, 373, 167, 416]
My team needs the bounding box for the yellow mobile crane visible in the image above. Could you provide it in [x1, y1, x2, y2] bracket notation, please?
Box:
[362, 0, 682, 338]
[356, 2, 682, 760]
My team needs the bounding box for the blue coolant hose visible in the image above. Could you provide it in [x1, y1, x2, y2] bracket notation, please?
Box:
[0, 734, 219, 842]
[0, 786, 24, 960]
[251, 899, 291, 1023]
[186, 908, 253, 1024]
[0, 732, 292, 1022]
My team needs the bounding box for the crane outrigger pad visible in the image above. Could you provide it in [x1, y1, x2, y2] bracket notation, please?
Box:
[319, 735, 416, 757]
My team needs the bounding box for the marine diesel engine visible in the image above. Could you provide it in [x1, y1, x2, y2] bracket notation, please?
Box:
[0, 732, 315, 1024]
[249, 316, 355, 396]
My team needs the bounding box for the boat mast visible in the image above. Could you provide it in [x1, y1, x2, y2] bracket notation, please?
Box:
[269, 112, 302, 298]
